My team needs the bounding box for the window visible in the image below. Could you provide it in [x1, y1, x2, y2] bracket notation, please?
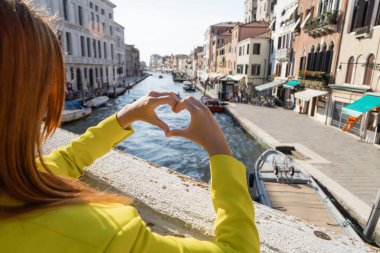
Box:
[98, 41, 102, 58]
[84, 68, 87, 79]
[247, 44, 250, 54]
[364, 54, 375, 85]
[277, 37, 281, 49]
[376, 3, 380, 26]
[345, 56, 355, 83]
[243, 45, 245, 55]
[96, 15, 100, 31]
[239, 46, 242, 56]
[253, 43, 261, 54]
[91, 12, 95, 30]
[102, 22, 106, 33]
[110, 26, 113, 36]
[251, 64, 261, 76]
[111, 44, 114, 60]
[93, 39, 97, 58]
[80, 36, 85, 57]
[65, 32, 72, 55]
[245, 64, 248, 74]
[78, 6, 83, 26]
[109, 13, 112, 19]
[95, 5, 98, 11]
[70, 67, 74, 80]
[87, 38, 91, 57]
[101, 9, 105, 15]
[62, 0, 68, 21]
[104, 42, 107, 59]
[351, 0, 375, 32]
[89, 2, 93, 8]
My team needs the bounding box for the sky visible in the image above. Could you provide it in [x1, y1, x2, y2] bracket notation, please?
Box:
[111, 0, 244, 64]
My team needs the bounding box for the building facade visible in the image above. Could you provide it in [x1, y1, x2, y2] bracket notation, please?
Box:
[244, 0, 258, 23]
[292, 0, 347, 123]
[33, 0, 121, 96]
[114, 22, 125, 80]
[328, 0, 380, 143]
[256, 0, 274, 22]
[125, 44, 140, 76]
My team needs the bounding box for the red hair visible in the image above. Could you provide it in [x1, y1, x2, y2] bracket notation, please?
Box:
[0, 0, 131, 216]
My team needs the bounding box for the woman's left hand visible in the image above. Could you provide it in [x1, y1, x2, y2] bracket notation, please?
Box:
[116, 91, 180, 133]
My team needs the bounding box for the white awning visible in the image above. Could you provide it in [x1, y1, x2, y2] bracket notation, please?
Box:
[282, 5, 298, 21]
[231, 74, 246, 82]
[255, 80, 286, 92]
[301, 12, 311, 28]
[295, 89, 328, 101]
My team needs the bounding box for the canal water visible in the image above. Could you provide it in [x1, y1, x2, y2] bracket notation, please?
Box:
[62, 74, 264, 182]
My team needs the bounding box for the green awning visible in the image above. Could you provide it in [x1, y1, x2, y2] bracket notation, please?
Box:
[255, 80, 285, 92]
[342, 94, 380, 117]
[284, 80, 300, 89]
[328, 84, 371, 93]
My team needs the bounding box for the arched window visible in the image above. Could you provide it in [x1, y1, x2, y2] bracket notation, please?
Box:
[345, 56, 355, 84]
[314, 44, 321, 71]
[325, 41, 334, 74]
[364, 54, 375, 85]
[321, 43, 327, 72]
[307, 46, 315, 70]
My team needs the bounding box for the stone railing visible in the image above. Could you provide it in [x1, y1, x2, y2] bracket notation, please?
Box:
[42, 128, 376, 253]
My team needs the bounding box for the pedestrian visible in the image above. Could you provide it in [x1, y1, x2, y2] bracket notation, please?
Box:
[0, 1, 259, 253]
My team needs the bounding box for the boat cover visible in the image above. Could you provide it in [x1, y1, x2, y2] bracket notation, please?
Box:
[342, 93, 380, 117]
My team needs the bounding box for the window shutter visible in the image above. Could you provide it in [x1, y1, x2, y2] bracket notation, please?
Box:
[365, 0, 375, 26]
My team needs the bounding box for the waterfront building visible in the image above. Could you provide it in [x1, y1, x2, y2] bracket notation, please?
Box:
[231, 21, 269, 77]
[256, 0, 274, 22]
[189, 46, 204, 80]
[292, 0, 346, 123]
[125, 44, 140, 76]
[203, 22, 240, 74]
[244, 0, 258, 23]
[236, 32, 271, 96]
[328, 0, 380, 144]
[149, 54, 161, 71]
[114, 22, 126, 80]
[33, 0, 121, 96]
[216, 30, 234, 76]
[140, 61, 147, 72]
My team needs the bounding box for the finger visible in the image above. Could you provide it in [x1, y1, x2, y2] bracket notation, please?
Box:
[148, 117, 170, 133]
[166, 128, 191, 139]
[174, 97, 198, 114]
[150, 95, 179, 110]
[188, 96, 207, 109]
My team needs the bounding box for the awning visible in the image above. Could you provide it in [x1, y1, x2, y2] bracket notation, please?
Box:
[295, 89, 328, 101]
[255, 80, 286, 92]
[328, 84, 372, 93]
[282, 5, 298, 21]
[200, 73, 209, 82]
[341, 94, 380, 117]
[283, 80, 301, 89]
[301, 12, 311, 28]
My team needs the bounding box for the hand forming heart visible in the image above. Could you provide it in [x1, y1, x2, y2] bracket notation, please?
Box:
[117, 91, 232, 156]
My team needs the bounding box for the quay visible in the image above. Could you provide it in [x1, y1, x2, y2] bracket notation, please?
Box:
[195, 83, 380, 242]
[44, 127, 375, 253]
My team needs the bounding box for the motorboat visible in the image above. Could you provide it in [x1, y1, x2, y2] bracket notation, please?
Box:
[248, 147, 360, 239]
[183, 81, 196, 92]
[201, 95, 225, 113]
[84, 96, 109, 108]
[159, 75, 163, 79]
[61, 108, 92, 123]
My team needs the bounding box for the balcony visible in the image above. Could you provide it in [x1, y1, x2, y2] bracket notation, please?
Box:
[304, 11, 339, 37]
[355, 26, 371, 39]
[276, 48, 291, 61]
[299, 71, 330, 90]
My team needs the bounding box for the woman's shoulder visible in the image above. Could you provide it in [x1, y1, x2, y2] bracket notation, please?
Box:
[1, 203, 141, 253]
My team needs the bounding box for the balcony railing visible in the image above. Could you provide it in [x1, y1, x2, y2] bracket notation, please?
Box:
[355, 26, 371, 39]
[304, 11, 339, 37]
[276, 48, 291, 61]
[299, 71, 330, 90]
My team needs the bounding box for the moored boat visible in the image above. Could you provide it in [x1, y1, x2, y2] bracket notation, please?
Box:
[61, 108, 92, 123]
[183, 81, 196, 92]
[201, 95, 225, 113]
[84, 96, 109, 108]
[159, 75, 163, 79]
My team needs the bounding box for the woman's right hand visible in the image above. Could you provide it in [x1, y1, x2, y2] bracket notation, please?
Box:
[168, 96, 232, 157]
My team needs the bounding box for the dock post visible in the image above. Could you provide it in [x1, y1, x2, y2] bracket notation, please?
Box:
[364, 189, 380, 240]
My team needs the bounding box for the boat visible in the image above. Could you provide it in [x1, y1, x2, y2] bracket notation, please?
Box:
[84, 96, 109, 108]
[159, 75, 163, 79]
[201, 95, 225, 113]
[248, 147, 360, 240]
[107, 87, 127, 98]
[61, 108, 92, 123]
[183, 81, 196, 92]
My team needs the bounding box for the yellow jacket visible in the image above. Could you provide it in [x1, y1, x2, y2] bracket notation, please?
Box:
[0, 114, 260, 253]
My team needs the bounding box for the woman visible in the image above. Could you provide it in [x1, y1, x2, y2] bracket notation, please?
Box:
[0, 1, 259, 252]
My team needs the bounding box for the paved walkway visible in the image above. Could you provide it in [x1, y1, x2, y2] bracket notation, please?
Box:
[197, 84, 380, 237]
